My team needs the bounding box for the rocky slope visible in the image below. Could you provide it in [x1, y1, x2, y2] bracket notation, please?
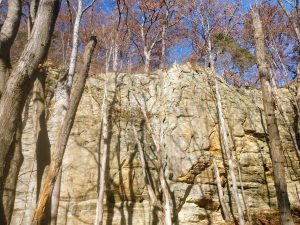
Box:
[11, 63, 300, 224]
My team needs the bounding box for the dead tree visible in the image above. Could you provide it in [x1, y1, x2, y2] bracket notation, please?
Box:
[252, 8, 294, 225]
[32, 36, 97, 225]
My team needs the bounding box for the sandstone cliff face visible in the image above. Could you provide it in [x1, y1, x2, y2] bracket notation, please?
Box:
[11, 64, 300, 224]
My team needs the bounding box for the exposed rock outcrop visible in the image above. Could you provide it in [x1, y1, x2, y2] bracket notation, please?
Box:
[11, 64, 300, 224]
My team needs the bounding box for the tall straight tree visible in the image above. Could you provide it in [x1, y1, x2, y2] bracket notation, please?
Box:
[252, 8, 294, 225]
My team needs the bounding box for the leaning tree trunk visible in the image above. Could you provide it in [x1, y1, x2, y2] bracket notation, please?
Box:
[0, 0, 60, 189]
[32, 36, 97, 225]
[208, 36, 245, 225]
[49, 3, 83, 221]
[252, 8, 294, 225]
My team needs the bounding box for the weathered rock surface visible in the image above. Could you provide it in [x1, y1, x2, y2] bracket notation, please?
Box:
[11, 64, 300, 224]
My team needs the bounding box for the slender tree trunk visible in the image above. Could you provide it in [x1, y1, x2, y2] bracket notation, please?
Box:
[252, 9, 294, 225]
[132, 125, 165, 224]
[0, 0, 60, 187]
[33, 36, 97, 225]
[212, 158, 231, 222]
[49, 2, 83, 222]
[208, 37, 245, 225]
[270, 75, 300, 161]
[67, 0, 83, 90]
[134, 96, 172, 225]
[94, 73, 109, 225]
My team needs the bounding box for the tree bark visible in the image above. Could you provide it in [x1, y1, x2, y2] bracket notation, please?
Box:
[134, 95, 172, 225]
[271, 75, 300, 161]
[94, 73, 109, 225]
[252, 8, 294, 225]
[33, 36, 97, 225]
[0, 0, 60, 188]
[132, 125, 165, 225]
[1, 122, 23, 225]
[0, 0, 21, 95]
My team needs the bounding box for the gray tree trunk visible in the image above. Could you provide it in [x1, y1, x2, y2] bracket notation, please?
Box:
[252, 8, 294, 225]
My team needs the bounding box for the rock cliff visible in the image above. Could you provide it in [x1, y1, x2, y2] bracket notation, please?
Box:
[11, 64, 300, 224]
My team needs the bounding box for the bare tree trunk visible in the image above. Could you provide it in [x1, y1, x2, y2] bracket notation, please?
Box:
[270, 75, 300, 161]
[132, 125, 166, 224]
[134, 96, 172, 225]
[33, 36, 97, 225]
[252, 9, 294, 225]
[94, 73, 109, 225]
[208, 37, 245, 225]
[48, 2, 84, 222]
[67, 0, 83, 90]
[1, 122, 24, 224]
[0, 0, 60, 220]
[212, 158, 231, 222]
[0, 0, 21, 95]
